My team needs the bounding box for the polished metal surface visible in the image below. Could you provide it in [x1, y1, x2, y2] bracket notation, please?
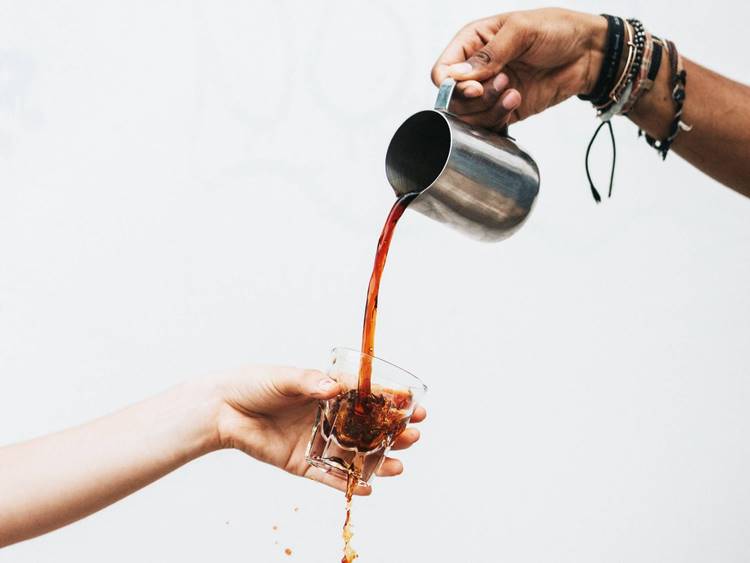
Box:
[385, 78, 540, 242]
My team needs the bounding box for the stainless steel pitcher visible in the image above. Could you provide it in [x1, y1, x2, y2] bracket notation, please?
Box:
[385, 79, 540, 242]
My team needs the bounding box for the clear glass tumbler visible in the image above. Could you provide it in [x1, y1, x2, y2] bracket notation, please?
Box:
[305, 347, 427, 486]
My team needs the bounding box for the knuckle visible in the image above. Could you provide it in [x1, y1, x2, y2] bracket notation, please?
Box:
[484, 86, 500, 104]
[504, 12, 528, 32]
[471, 48, 493, 65]
[503, 13, 519, 27]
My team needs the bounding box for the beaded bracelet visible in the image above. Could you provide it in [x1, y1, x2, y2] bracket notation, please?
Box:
[626, 20, 646, 86]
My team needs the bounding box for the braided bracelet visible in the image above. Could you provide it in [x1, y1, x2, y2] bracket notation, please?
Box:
[643, 37, 664, 95]
[621, 26, 653, 114]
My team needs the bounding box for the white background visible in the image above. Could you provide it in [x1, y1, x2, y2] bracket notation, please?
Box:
[1, 1, 748, 561]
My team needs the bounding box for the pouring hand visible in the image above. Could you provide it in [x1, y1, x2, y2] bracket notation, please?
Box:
[432, 8, 750, 195]
[431, 8, 607, 130]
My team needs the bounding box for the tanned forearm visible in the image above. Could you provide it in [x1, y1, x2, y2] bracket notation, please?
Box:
[628, 57, 750, 196]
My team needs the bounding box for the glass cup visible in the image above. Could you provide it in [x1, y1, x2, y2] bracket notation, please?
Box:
[305, 347, 427, 486]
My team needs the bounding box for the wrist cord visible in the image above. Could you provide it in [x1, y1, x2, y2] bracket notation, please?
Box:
[584, 120, 616, 203]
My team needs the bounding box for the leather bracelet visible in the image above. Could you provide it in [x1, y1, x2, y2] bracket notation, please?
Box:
[643, 41, 692, 159]
[647, 37, 663, 84]
[621, 30, 653, 114]
[580, 14, 626, 103]
[596, 21, 636, 111]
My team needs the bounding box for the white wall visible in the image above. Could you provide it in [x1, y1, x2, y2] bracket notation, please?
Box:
[1, 1, 748, 561]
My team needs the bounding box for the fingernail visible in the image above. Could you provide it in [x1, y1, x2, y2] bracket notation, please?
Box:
[447, 62, 473, 76]
[493, 73, 509, 91]
[318, 378, 336, 391]
[464, 85, 481, 97]
[501, 90, 520, 110]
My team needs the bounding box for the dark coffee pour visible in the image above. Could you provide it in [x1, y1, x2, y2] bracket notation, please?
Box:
[357, 192, 419, 400]
[340, 191, 418, 563]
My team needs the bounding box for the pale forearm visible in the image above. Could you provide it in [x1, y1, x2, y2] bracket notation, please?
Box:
[0, 381, 220, 547]
[628, 57, 750, 196]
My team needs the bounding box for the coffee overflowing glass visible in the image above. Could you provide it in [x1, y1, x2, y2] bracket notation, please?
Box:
[306, 347, 427, 487]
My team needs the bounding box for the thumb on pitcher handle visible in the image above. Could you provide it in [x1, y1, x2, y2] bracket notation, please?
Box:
[434, 78, 514, 139]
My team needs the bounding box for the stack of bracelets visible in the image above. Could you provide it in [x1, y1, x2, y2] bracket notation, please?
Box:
[579, 15, 692, 202]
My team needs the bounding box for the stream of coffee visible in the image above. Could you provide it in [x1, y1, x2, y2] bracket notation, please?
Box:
[357, 191, 419, 400]
[341, 472, 359, 563]
[340, 191, 419, 563]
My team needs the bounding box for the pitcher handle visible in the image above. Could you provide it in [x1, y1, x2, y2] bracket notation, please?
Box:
[435, 78, 516, 139]
[434, 78, 456, 112]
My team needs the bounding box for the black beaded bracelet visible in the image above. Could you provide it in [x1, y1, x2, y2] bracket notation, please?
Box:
[579, 14, 625, 102]
[627, 19, 646, 85]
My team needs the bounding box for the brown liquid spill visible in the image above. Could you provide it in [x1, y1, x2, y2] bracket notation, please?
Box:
[336, 392, 412, 563]
[339, 193, 417, 563]
[357, 192, 419, 401]
[341, 469, 360, 563]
